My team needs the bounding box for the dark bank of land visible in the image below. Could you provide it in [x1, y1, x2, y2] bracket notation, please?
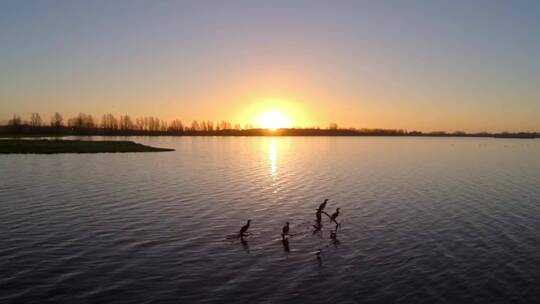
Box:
[0, 125, 538, 139]
[0, 139, 174, 154]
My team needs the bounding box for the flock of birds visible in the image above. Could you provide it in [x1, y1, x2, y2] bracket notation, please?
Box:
[235, 199, 342, 259]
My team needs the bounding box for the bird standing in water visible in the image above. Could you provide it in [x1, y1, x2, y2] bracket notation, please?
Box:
[317, 199, 328, 212]
[330, 208, 340, 224]
[282, 222, 290, 240]
[239, 219, 251, 241]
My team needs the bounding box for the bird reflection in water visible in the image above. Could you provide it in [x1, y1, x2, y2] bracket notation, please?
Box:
[241, 238, 250, 253]
[330, 230, 340, 247]
[313, 221, 322, 237]
[282, 238, 290, 253]
[316, 248, 322, 267]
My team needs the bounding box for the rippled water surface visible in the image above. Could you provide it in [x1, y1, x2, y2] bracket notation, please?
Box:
[2, 137, 540, 303]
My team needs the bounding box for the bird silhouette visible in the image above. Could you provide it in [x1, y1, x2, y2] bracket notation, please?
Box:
[282, 222, 290, 239]
[317, 199, 328, 212]
[316, 209, 322, 223]
[239, 219, 251, 240]
[330, 208, 340, 224]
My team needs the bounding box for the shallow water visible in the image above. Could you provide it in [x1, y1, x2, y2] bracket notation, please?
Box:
[1, 137, 540, 303]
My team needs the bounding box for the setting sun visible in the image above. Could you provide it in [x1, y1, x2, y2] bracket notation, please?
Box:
[256, 111, 293, 130]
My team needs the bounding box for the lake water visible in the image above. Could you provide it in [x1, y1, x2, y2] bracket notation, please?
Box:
[2, 137, 540, 303]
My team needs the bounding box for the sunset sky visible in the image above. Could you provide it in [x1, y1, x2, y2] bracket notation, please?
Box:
[1, 0, 540, 132]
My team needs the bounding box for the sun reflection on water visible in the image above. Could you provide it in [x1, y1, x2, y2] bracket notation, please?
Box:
[269, 139, 277, 176]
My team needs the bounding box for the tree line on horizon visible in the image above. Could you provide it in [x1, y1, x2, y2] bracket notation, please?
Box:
[4, 112, 253, 133]
[1, 112, 409, 135]
[4, 112, 350, 133]
[1, 112, 538, 138]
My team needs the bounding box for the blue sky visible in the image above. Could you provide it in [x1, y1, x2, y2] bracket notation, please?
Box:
[1, 0, 539, 131]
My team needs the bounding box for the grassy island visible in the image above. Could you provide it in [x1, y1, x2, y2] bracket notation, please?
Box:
[0, 139, 174, 154]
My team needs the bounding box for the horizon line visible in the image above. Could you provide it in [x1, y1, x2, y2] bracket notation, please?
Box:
[2, 112, 539, 135]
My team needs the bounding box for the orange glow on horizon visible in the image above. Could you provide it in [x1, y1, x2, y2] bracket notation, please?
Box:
[236, 97, 308, 129]
[256, 111, 293, 130]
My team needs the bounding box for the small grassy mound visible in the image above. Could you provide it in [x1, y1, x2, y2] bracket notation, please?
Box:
[0, 139, 174, 154]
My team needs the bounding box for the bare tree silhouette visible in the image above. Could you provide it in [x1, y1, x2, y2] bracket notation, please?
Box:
[168, 119, 184, 133]
[68, 113, 96, 129]
[119, 115, 134, 130]
[30, 113, 42, 127]
[51, 112, 64, 128]
[191, 120, 200, 131]
[101, 114, 118, 130]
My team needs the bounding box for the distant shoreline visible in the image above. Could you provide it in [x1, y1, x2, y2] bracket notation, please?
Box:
[0, 126, 538, 139]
